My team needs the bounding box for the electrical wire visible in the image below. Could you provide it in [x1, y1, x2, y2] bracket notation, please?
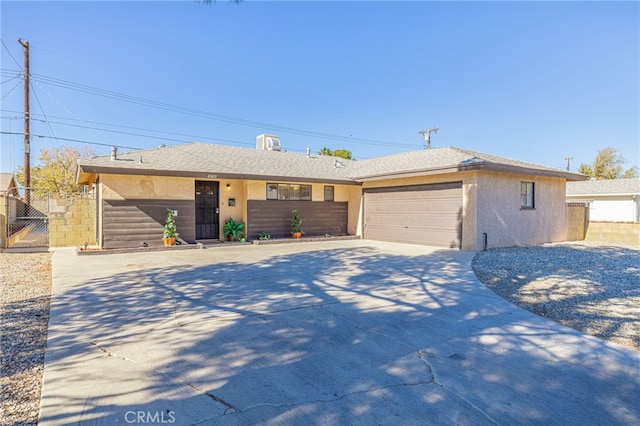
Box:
[0, 131, 140, 150]
[0, 39, 22, 69]
[0, 78, 22, 101]
[1, 74, 22, 85]
[30, 81, 63, 149]
[2, 110, 305, 152]
[29, 72, 420, 149]
[30, 78, 124, 149]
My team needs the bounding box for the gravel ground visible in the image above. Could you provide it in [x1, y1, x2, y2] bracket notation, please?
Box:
[473, 242, 640, 350]
[0, 252, 52, 426]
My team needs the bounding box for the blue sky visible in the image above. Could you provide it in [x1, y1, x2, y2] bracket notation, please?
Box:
[1, 1, 638, 174]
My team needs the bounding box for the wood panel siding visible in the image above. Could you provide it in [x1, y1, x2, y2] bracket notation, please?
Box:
[247, 201, 348, 240]
[103, 199, 195, 249]
[363, 182, 463, 248]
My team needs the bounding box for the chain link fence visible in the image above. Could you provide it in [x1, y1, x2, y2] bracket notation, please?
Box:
[5, 188, 49, 248]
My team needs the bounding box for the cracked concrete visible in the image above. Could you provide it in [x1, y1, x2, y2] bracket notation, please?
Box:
[40, 240, 640, 425]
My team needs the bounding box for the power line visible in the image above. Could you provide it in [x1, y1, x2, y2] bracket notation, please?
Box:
[30, 78, 124, 148]
[0, 131, 141, 150]
[0, 39, 22, 68]
[1, 74, 23, 85]
[0, 78, 22, 101]
[30, 81, 63, 149]
[29, 72, 420, 149]
[3, 110, 260, 149]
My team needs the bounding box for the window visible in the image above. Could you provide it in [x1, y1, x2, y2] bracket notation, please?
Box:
[266, 183, 278, 200]
[266, 183, 312, 201]
[324, 186, 334, 202]
[521, 181, 535, 209]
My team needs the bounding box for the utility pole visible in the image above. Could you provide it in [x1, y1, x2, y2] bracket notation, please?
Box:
[18, 38, 30, 204]
[419, 127, 439, 149]
[564, 156, 573, 171]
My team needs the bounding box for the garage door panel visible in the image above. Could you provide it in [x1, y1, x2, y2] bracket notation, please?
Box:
[364, 182, 462, 248]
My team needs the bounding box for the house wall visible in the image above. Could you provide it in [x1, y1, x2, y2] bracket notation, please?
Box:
[475, 172, 568, 249]
[584, 197, 638, 223]
[100, 174, 196, 248]
[98, 175, 361, 245]
[245, 180, 361, 236]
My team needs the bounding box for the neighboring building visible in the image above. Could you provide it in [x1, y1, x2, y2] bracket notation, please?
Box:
[0, 173, 19, 197]
[76, 135, 586, 250]
[567, 178, 640, 223]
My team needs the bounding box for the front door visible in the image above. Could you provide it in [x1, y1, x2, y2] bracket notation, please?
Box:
[195, 181, 219, 240]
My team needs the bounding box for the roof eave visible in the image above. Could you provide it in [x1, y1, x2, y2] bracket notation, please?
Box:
[567, 192, 639, 197]
[77, 164, 360, 186]
[352, 161, 587, 182]
[481, 162, 589, 181]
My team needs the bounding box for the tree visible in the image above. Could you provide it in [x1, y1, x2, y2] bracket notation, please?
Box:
[318, 147, 353, 160]
[318, 147, 333, 156]
[332, 149, 353, 160]
[16, 146, 95, 196]
[578, 147, 638, 179]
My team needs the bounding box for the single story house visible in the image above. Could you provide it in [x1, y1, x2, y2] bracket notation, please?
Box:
[567, 178, 640, 223]
[76, 134, 586, 250]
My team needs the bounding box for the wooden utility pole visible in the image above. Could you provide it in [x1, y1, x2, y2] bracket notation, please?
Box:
[18, 38, 30, 203]
[565, 156, 573, 171]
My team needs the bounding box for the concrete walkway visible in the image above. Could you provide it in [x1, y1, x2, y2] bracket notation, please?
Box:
[40, 240, 640, 425]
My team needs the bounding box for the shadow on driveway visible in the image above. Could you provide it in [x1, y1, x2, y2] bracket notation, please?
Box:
[40, 241, 640, 425]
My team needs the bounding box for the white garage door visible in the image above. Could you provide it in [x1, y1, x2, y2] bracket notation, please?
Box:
[363, 182, 463, 248]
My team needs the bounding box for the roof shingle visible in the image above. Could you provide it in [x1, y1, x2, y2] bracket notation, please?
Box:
[566, 178, 640, 195]
[77, 142, 585, 184]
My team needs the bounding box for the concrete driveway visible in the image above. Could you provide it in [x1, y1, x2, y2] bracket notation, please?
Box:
[40, 240, 640, 425]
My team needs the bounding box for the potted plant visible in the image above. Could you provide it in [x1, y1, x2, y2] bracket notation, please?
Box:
[223, 217, 245, 241]
[258, 232, 271, 241]
[291, 210, 303, 239]
[163, 209, 178, 246]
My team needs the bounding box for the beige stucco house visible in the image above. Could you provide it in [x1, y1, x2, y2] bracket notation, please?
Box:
[76, 135, 586, 250]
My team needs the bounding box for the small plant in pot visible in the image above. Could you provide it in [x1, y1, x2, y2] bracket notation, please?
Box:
[291, 210, 303, 239]
[224, 217, 245, 241]
[163, 209, 178, 246]
[258, 232, 271, 241]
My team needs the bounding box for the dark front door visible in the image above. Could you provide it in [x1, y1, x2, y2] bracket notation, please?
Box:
[195, 181, 219, 240]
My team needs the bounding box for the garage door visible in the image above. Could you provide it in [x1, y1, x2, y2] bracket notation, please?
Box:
[363, 182, 463, 248]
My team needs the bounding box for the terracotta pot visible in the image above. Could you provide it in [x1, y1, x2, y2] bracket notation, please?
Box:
[291, 232, 302, 239]
[163, 237, 176, 246]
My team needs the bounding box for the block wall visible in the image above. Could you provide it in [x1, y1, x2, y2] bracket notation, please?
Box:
[48, 198, 97, 247]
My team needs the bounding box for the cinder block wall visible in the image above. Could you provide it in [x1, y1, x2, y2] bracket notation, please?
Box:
[585, 222, 640, 246]
[48, 198, 97, 247]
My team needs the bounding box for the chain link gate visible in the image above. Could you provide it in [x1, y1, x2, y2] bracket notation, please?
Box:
[6, 188, 49, 249]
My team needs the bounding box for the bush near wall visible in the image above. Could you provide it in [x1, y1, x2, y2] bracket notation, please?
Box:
[48, 198, 97, 247]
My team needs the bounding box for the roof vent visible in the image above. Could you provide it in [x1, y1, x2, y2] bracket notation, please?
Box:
[256, 134, 281, 151]
[110, 146, 117, 161]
